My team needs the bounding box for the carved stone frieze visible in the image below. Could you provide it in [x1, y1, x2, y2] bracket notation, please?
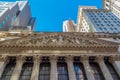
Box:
[0, 33, 118, 50]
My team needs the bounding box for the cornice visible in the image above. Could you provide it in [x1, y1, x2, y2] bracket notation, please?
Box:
[0, 32, 119, 51]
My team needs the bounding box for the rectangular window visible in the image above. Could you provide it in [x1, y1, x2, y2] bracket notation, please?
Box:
[0, 23, 2, 28]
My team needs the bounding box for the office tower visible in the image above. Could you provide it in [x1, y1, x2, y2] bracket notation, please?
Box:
[0, 1, 36, 31]
[0, 32, 120, 80]
[76, 6, 97, 32]
[103, 0, 120, 18]
[63, 20, 76, 32]
[76, 7, 120, 33]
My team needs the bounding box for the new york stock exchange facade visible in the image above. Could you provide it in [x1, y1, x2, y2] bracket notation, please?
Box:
[0, 32, 120, 80]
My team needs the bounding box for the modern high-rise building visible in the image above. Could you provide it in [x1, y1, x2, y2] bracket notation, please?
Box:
[75, 6, 120, 33]
[76, 6, 97, 32]
[63, 20, 76, 32]
[0, 1, 36, 31]
[103, 0, 120, 18]
[79, 9, 120, 33]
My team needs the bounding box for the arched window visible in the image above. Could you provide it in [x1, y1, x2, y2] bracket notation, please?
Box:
[105, 61, 120, 80]
[39, 57, 50, 80]
[19, 57, 33, 80]
[90, 62, 105, 80]
[1, 57, 16, 80]
[74, 63, 87, 80]
[57, 58, 69, 80]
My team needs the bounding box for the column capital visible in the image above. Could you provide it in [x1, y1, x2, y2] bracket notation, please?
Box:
[109, 55, 120, 62]
[33, 55, 42, 63]
[96, 55, 104, 62]
[49, 55, 58, 62]
[0, 55, 9, 63]
[16, 55, 25, 63]
[65, 55, 74, 62]
[80, 55, 89, 62]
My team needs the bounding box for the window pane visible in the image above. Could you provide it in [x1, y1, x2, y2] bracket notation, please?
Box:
[1, 61, 16, 80]
[39, 62, 50, 80]
[57, 62, 69, 80]
[74, 63, 87, 80]
[19, 63, 33, 80]
[90, 62, 105, 80]
[105, 62, 120, 80]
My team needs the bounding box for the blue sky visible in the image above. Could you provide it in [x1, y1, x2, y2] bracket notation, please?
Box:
[2, 0, 102, 32]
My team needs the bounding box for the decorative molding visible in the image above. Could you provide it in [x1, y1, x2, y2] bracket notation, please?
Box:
[0, 33, 118, 51]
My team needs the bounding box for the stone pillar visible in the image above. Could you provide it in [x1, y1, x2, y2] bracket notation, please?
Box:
[96, 56, 114, 80]
[66, 56, 76, 80]
[81, 56, 95, 80]
[10, 56, 25, 80]
[30, 55, 41, 80]
[0, 55, 8, 78]
[110, 56, 120, 77]
[50, 56, 58, 80]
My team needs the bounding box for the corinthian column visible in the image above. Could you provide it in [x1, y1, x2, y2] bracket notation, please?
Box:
[81, 56, 95, 80]
[10, 56, 25, 80]
[109, 56, 120, 77]
[96, 56, 114, 80]
[30, 55, 41, 80]
[66, 56, 76, 80]
[0, 55, 8, 78]
[50, 56, 58, 80]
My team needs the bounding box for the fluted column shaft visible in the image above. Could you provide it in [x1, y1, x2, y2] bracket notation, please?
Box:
[81, 56, 95, 80]
[96, 56, 114, 80]
[31, 56, 41, 80]
[66, 56, 76, 80]
[0, 56, 8, 78]
[110, 56, 120, 77]
[50, 56, 58, 80]
[10, 56, 25, 80]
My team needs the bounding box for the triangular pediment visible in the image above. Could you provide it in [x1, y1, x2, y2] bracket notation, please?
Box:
[0, 33, 118, 49]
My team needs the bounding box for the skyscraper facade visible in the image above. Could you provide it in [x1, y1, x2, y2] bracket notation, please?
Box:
[63, 20, 75, 32]
[0, 1, 36, 31]
[78, 9, 120, 33]
[76, 6, 97, 32]
[103, 0, 120, 18]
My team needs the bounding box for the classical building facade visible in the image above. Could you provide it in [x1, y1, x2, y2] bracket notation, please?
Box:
[0, 32, 120, 80]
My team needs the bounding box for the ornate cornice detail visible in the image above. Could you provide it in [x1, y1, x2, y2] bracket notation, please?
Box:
[0, 33, 118, 51]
